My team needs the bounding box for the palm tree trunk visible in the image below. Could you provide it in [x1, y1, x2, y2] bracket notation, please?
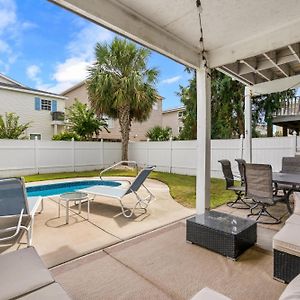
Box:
[118, 104, 131, 160]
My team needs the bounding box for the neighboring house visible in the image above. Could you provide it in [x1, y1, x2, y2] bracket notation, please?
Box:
[0, 74, 67, 140]
[162, 106, 185, 137]
[62, 81, 163, 141]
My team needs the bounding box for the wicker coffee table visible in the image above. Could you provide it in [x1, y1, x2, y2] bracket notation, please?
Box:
[186, 210, 257, 259]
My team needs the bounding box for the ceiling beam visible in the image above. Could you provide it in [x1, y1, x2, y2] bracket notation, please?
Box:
[219, 66, 254, 86]
[226, 48, 297, 76]
[263, 52, 289, 77]
[49, 0, 200, 68]
[209, 18, 300, 68]
[240, 59, 272, 81]
[288, 44, 300, 63]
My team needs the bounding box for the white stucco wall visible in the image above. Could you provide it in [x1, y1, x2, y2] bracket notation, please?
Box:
[0, 88, 65, 140]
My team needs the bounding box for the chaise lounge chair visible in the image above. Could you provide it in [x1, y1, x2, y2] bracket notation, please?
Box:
[79, 165, 156, 218]
[0, 177, 43, 247]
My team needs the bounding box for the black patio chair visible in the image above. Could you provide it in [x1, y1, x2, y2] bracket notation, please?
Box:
[235, 158, 246, 186]
[245, 163, 287, 224]
[218, 159, 249, 209]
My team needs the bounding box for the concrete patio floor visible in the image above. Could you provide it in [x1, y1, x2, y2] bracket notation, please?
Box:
[2, 177, 195, 267]
[51, 221, 286, 300]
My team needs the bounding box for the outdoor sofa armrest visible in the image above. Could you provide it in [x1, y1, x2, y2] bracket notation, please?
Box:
[293, 192, 300, 215]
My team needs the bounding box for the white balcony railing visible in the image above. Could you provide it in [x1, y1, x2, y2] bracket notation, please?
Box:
[274, 97, 300, 117]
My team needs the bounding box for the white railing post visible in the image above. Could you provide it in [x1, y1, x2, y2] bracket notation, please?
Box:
[34, 136, 39, 174]
[169, 137, 173, 173]
[292, 131, 297, 155]
[240, 134, 244, 159]
[71, 138, 75, 172]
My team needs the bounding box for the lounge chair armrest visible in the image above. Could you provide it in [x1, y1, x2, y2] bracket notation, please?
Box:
[100, 161, 138, 179]
[115, 179, 132, 186]
[0, 209, 25, 242]
[293, 192, 300, 215]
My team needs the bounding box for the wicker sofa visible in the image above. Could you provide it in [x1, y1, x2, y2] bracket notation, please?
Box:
[273, 192, 300, 283]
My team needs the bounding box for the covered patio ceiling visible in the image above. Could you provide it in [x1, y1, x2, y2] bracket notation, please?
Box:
[50, 0, 300, 213]
[51, 0, 300, 94]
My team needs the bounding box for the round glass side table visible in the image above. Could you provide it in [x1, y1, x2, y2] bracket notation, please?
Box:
[59, 192, 90, 224]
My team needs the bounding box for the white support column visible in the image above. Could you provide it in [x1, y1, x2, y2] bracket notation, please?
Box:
[196, 66, 211, 214]
[244, 86, 252, 163]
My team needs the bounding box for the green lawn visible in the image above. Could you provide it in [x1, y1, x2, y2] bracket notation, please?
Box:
[24, 169, 235, 209]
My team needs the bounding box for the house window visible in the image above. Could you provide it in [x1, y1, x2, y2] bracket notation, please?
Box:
[41, 99, 52, 111]
[29, 133, 41, 140]
[178, 111, 184, 118]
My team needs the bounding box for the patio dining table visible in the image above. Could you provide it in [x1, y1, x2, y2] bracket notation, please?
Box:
[272, 172, 300, 214]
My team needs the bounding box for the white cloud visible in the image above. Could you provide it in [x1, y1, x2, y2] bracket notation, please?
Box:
[53, 58, 89, 83]
[161, 75, 182, 84]
[44, 23, 114, 93]
[26, 64, 40, 80]
[0, 0, 37, 74]
[0, 0, 16, 34]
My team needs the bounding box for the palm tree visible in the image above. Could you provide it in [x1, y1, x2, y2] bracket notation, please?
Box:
[87, 37, 159, 160]
[0, 112, 31, 139]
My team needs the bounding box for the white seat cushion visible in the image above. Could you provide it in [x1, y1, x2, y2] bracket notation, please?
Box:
[190, 287, 231, 300]
[279, 274, 300, 300]
[0, 247, 54, 300]
[286, 214, 300, 226]
[19, 283, 71, 300]
[273, 223, 300, 257]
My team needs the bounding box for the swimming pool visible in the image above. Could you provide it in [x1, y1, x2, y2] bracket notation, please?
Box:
[26, 180, 121, 197]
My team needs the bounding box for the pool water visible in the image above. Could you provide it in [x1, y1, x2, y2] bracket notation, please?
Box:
[26, 180, 121, 197]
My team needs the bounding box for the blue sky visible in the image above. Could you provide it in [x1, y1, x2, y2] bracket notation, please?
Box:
[0, 0, 192, 110]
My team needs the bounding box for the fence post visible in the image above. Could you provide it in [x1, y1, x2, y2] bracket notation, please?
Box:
[240, 134, 244, 159]
[292, 131, 297, 156]
[169, 137, 173, 173]
[34, 136, 39, 174]
[101, 139, 104, 169]
[71, 138, 75, 172]
[146, 138, 150, 167]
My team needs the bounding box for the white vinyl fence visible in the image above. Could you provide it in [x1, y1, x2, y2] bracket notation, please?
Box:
[0, 139, 122, 177]
[129, 135, 298, 178]
[0, 136, 298, 177]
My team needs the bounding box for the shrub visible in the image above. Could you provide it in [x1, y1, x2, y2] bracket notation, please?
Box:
[146, 126, 172, 141]
[52, 131, 81, 141]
